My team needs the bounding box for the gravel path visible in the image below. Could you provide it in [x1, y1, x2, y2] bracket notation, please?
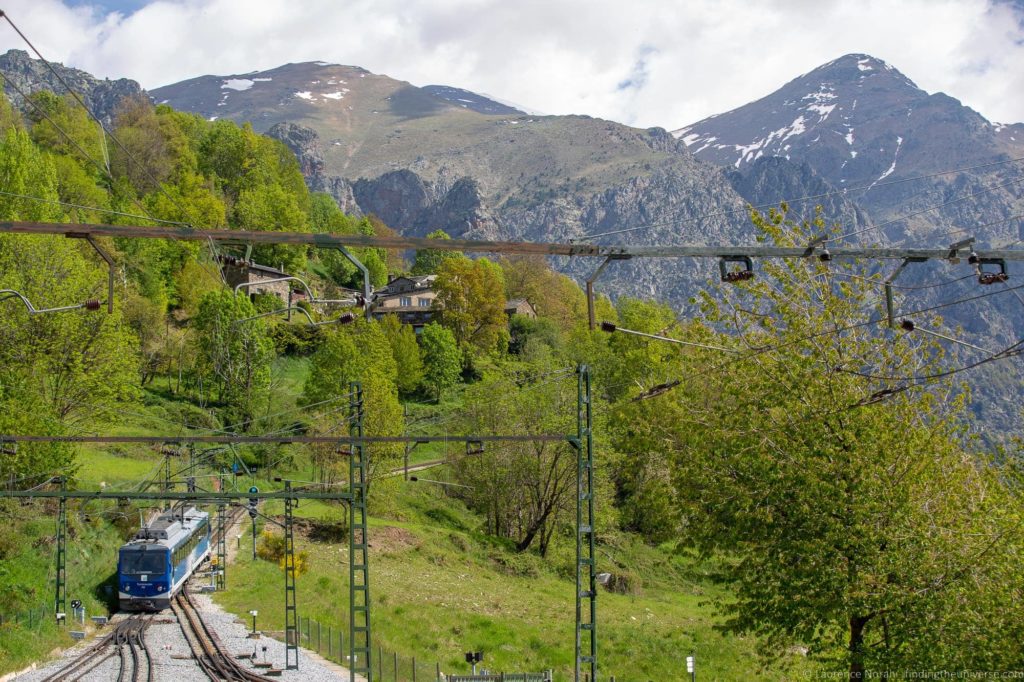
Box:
[12, 593, 361, 682]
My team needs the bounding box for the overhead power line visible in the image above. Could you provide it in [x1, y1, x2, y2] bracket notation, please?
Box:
[5, 220, 1024, 260]
[0, 10, 201, 229]
[832, 174, 1024, 243]
[0, 189, 191, 226]
[573, 155, 1024, 242]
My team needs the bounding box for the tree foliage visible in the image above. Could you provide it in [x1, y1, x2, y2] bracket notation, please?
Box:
[303, 319, 404, 482]
[665, 207, 1024, 674]
[379, 314, 424, 396]
[434, 256, 509, 356]
[410, 229, 459, 275]
[419, 322, 462, 401]
[452, 368, 578, 556]
[192, 290, 274, 426]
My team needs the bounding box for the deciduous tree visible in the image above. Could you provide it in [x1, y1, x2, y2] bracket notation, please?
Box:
[669, 207, 1024, 675]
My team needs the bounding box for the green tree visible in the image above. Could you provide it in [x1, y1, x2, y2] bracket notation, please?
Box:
[434, 256, 509, 356]
[419, 322, 462, 401]
[233, 183, 307, 274]
[410, 229, 459, 275]
[26, 92, 104, 173]
[0, 233, 140, 422]
[303, 319, 403, 482]
[669, 207, 1024, 675]
[192, 290, 274, 426]
[0, 127, 61, 221]
[110, 95, 172, 194]
[452, 365, 603, 556]
[379, 315, 424, 396]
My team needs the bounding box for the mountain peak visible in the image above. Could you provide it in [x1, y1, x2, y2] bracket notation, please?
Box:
[672, 53, 938, 172]
[797, 53, 915, 89]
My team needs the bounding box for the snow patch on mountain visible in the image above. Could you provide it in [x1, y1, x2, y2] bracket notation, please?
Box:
[222, 79, 254, 91]
[868, 136, 903, 189]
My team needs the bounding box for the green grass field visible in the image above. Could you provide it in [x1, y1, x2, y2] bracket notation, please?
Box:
[219, 481, 820, 681]
[0, 359, 825, 680]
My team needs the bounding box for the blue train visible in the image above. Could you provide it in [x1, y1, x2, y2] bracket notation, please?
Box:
[118, 506, 211, 611]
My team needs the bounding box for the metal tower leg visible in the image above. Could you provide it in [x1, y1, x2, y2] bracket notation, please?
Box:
[349, 382, 372, 681]
[217, 503, 227, 590]
[284, 481, 299, 669]
[574, 365, 597, 681]
[55, 480, 67, 626]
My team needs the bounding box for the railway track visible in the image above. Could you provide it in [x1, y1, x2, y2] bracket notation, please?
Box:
[172, 590, 274, 682]
[40, 616, 151, 682]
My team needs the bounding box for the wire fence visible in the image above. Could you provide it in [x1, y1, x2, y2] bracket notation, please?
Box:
[296, 615, 555, 681]
[297, 615, 439, 681]
[0, 602, 53, 630]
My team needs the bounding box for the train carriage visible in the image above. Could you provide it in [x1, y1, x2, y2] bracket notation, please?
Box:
[118, 507, 210, 611]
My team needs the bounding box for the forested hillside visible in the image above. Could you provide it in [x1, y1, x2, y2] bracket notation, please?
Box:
[1, 89, 1023, 680]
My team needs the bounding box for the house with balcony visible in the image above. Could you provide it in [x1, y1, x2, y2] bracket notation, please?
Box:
[371, 274, 537, 333]
[370, 275, 439, 330]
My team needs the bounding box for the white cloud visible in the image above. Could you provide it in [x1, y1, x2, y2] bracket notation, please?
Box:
[0, 0, 1022, 128]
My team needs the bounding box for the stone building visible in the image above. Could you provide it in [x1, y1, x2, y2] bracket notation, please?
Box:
[221, 260, 292, 305]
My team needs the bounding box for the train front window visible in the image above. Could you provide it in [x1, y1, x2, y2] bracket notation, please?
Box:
[120, 549, 166, 574]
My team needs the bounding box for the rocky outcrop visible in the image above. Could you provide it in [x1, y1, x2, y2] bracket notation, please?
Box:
[0, 49, 143, 125]
[267, 122, 325, 178]
[351, 170, 496, 238]
[724, 156, 872, 231]
[265, 122, 362, 216]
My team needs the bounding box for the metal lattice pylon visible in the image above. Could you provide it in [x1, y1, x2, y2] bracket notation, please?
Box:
[55, 479, 67, 626]
[349, 382, 372, 681]
[284, 480, 299, 669]
[574, 365, 596, 681]
[216, 502, 227, 591]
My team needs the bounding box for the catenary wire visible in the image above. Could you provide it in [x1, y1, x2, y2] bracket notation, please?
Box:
[831, 174, 1024, 243]
[573, 155, 1024, 242]
[0, 11, 202, 229]
[0, 189, 193, 226]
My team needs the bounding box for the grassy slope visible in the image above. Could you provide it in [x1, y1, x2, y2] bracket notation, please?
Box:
[1, 357, 821, 679]
[219, 483, 818, 681]
[0, 504, 126, 673]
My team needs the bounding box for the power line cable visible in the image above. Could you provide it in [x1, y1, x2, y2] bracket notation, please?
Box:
[832, 174, 1024, 243]
[829, 271, 976, 291]
[573, 155, 1024, 242]
[0, 189, 192, 226]
[837, 338, 1024, 384]
[0, 11, 202, 229]
[710, 281, 1024, 372]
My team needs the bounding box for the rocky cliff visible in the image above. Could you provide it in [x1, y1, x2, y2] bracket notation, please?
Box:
[0, 49, 144, 125]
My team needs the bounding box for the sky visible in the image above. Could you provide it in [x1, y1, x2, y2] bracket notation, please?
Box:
[3, 0, 1023, 129]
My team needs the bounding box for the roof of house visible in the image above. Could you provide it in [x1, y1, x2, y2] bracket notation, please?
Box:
[376, 274, 437, 296]
[221, 259, 290, 278]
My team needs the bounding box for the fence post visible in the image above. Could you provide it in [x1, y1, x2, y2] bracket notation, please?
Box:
[317, 619, 321, 654]
[436, 661, 441, 682]
[413, 655, 417, 682]
[378, 643, 383, 680]
[328, 624, 333, 657]
[394, 650, 399, 682]
[340, 629, 344, 664]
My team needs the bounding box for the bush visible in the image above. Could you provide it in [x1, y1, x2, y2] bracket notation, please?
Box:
[270, 323, 321, 356]
[256, 530, 309, 576]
